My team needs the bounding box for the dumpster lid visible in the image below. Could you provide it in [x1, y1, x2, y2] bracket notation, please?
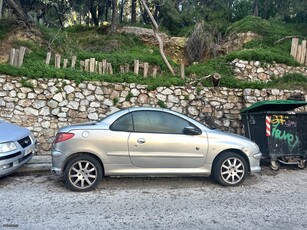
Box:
[241, 100, 307, 113]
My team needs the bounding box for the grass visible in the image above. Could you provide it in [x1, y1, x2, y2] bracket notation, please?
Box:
[0, 17, 306, 91]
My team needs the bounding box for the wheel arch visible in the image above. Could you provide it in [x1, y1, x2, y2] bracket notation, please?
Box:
[62, 152, 105, 176]
[211, 149, 251, 174]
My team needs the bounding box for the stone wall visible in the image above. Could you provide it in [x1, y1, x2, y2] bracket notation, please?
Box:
[231, 59, 307, 82]
[0, 74, 306, 155]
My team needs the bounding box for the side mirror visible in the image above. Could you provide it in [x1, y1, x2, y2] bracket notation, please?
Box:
[183, 126, 201, 135]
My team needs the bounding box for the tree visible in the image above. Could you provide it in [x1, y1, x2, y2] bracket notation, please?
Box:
[89, 0, 99, 26]
[4, 0, 29, 23]
[140, 0, 175, 75]
[110, 0, 117, 33]
[131, 0, 137, 23]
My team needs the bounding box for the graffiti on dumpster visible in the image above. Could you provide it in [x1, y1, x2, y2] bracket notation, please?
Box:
[270, 115, 300, 153]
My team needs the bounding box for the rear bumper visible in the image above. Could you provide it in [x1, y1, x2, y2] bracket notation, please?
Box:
[51, 150, 63, 176]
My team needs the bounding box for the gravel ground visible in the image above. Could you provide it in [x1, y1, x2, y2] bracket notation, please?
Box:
[0, 164, 306, 230]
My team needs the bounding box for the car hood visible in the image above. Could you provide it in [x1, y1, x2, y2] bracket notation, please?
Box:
[0, 120, 30, 142]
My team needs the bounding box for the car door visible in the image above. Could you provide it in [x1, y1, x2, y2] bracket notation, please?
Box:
[128, 111, 208, 168]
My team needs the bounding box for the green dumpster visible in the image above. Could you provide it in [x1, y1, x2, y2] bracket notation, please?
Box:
[241, 100, 307, 170]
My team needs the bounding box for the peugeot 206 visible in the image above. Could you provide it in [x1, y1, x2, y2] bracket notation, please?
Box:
[51, 107, 262, 192]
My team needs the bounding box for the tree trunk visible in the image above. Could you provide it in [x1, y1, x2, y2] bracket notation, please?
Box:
[119, 0, 124, 23]
[53, 5, 63, 28]
[131, 0, 136, 23]
[89, 0, 99, 26]
[140, 0, 175, 75]
[4, 0, 29, 23]
[0, 0, 3, 19]
[253, 0, 259, 17]
[105, 0, 109, 21]
[110, 0, 117, 34]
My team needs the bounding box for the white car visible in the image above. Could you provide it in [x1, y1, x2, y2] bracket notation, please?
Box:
[0, 120, 36, 177]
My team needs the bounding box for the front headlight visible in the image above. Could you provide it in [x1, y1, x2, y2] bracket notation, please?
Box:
[0, 142, 17, 153]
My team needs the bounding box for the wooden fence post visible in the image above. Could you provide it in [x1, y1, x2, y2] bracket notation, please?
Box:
[134, 59, 139, 75]
[71, 56, 77, 68]
[299, 40, 306, 64]
[120, 65, 125, 73]
[89, 58, 95, 73]
[102, 59, 107, 74]
[143, 62, 149, 77]
[63, 59, 68, 68]
[125, 63, 130, 73]
[80, 60, 85, 71]
[13, 48, 19, 67]
[55, 54, 61, 68]
[17, 46, 26, 67]
[107, 63, 113, 74]
[98, 62, 103, 74]
[181, 63, 185, 79]
[46, 52, 51, 65]
[9, 48, 15, 66]
[296, 44, 302, 64]
[84, 59, 90, 72]
[291, 38, 299, 58]
[95, 61, 98, 73]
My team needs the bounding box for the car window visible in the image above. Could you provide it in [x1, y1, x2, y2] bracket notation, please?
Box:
[110, 113, 134, 132]
[132, 111, 193, 134]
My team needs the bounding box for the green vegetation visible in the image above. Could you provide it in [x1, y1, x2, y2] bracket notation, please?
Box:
[20, 78, 34, 89]
[125, 92, 134, 101]
[0, 16, 306, 91]
[0, 19, 12, 41]
[225, 48, 299, 66]
[268, 73, 307, 90]
[112, 97, 119, 106]
[157, 100, 167, 108]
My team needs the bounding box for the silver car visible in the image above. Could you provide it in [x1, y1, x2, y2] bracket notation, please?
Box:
[0, 120, 36, 177]
[52, 107, 261, 192]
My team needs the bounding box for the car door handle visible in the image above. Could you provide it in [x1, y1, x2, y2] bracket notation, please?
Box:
[137, 138, 146, 144]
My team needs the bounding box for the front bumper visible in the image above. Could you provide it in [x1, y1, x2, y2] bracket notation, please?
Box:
[0, 144, 35, 177]
[249, 152, 262, 173]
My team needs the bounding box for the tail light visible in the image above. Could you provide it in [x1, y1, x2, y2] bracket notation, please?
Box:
[54, 133, 75, 143]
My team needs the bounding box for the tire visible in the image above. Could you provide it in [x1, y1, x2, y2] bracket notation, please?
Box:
[212, 152, 248, 186]
[64, 155, 103, 192]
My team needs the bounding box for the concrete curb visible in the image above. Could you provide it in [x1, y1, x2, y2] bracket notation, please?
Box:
[15, 155, 52, 175]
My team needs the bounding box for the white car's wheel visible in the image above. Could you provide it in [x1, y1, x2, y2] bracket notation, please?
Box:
[213, 152, 248, 186]
[64, 155, 103, 192]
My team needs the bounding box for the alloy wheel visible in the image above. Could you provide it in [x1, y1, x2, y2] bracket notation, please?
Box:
[220, 157, 245, 185]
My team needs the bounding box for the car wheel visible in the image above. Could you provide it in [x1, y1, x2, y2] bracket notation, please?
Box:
[64, 155, 103, 192]
[213, 152, 248, 186]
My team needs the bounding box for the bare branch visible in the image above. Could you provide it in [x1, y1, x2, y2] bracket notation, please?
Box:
[140, 0, 175, 75]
